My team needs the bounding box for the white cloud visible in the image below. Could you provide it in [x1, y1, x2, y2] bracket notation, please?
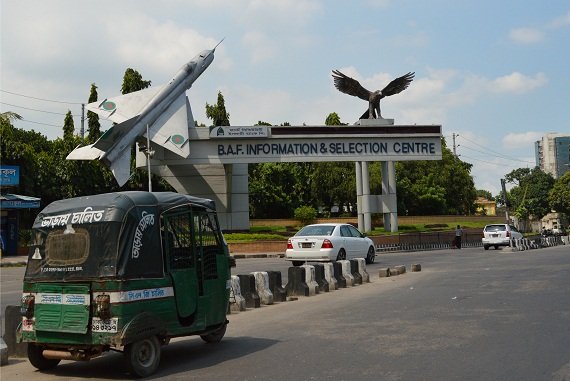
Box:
[242, 32, 277, 64]
[509, 27, 544, 44]
[502, 132, 543, 147]
[550, 11, 570, 28]
[491, 72, 548, 94]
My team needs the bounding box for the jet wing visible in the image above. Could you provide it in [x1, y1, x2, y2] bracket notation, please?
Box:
[146, 93, 191, 158]
[86, 85, 164, 124]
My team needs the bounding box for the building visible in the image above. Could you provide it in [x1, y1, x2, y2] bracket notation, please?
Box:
[534, 133, 570, 179]
[475, 197, 496, 216]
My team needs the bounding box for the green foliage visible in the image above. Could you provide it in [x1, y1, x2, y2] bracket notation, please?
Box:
[477, 189, 494, 200]
[548, 171, 570, 216]
[395, 139, 476, 215]
[206, 91, 230, 126]
[294, 205, 317, 225]
[506, 167, 555, 220]
[63, 110, 75, 141]
[87, 83, 101, 142]
[121, 68, 151, 94]
[224, 233, 287, 242]
[325, 112, 342, 126]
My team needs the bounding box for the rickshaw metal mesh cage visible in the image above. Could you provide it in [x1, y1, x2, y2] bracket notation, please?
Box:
[45, 228, 90, 266]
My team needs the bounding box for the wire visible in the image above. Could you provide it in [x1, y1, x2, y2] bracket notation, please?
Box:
[18, 118, 63, 128]
[0, 102, 80, 117]
[460, 153, 531, 169]
[459, 144, 534, 164]
[0, 89, 83, 105]
[458, 135, 533, 164]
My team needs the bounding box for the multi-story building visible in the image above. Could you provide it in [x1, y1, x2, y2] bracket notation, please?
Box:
[534, 133, 570, 179]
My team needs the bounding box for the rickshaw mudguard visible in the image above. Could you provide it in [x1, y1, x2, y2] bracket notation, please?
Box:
[119, 311, 167, 345]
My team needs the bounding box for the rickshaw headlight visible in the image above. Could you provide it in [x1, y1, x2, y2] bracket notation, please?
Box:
[95, 294, 111, 320]
[21, 294, 35, 319]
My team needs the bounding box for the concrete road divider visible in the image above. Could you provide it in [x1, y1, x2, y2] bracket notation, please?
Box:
[285, 266, 311, 297]
[392, 265, 407, 275]
[323, 263, 338, 290]
[267, 271, 287, 302]
[355, 258, 370, 283]
[349, 259, 363, 285]
[312, 264, 330, 293]
[238, 274, 261, 308]
[301, 265, 319, 295]
[378, 268, 391, 277]
[338, 260, 355, 287]
[333, 262, 347, 288]
[229, 275, 247, 312]
[251, 271, 274, 305]
[411, 263, 422, 272]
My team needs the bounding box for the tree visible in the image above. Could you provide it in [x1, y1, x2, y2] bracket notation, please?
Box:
[121, 68, 151, 94]
[395, 139, 477, 215]
[476, 189, 495, 200]
[505, 167, 555, 221]
[549, 171, 570, 216]
[205, 91, 230, 126]
[87, 83, 101, 143]
[62, 110, 75, 141]
[325, 112, 343, 126]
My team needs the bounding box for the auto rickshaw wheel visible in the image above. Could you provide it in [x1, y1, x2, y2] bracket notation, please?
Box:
[200, 323, 227, 343]
[124, 336, 161, 378]
[27, 343, 61, 370]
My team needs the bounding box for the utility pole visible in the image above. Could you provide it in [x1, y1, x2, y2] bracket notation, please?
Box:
[501, 178, 509, 223]
[452, 133, 459, 157]
[80, 103, 85, 138]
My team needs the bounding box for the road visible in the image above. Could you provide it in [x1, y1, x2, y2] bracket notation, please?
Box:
[2, 246, 570, 380]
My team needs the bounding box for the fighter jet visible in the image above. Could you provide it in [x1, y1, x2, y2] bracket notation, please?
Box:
[67, 41, 222, 186]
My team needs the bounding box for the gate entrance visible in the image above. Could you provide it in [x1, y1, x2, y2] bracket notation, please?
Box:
[137, 120, 442, 232]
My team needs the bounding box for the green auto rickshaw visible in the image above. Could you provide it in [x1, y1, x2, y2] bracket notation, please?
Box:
[19, 191, 233, 377]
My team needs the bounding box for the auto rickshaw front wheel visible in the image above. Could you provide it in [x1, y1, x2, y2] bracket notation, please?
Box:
[200, 323, 227, 343]
[27, 343, 61, 370]
[124, 336, 161, 378]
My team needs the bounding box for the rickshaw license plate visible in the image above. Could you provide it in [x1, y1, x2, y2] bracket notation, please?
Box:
[91, 317, 118, 333]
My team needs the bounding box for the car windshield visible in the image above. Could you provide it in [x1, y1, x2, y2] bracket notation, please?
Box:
[485, 225, 506, 232]
[296, 225, 335, 237]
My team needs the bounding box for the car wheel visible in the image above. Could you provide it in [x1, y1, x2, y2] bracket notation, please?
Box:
[292, 260, 304, 266]
[336, 249, 346, 261]
[27, 343, 61, 370]
[483, 245, 489, 250]
[201, 323, 227, 343]
[365, 246, 375, 264]
[124, 336, 161, 378]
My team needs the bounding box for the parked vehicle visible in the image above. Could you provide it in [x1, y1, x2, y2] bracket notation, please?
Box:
[18, 191, 233, 377]
[482, 223, 523, 250]
[285, 223, 375, 266]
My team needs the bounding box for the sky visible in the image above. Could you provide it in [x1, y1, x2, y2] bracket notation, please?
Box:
[1, 0, 569, 196]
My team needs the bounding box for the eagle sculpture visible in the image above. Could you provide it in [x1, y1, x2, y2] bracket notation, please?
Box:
[332, 70, 415, 119]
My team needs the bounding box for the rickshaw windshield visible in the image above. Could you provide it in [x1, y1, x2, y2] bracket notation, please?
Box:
[24, 221, 125, 281]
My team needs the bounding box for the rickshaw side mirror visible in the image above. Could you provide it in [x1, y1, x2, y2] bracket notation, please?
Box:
[229, 256, 236, 268]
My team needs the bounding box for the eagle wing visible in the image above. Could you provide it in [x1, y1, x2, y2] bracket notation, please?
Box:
[381, 72, 415, 97]
[332, 70, 371, 101]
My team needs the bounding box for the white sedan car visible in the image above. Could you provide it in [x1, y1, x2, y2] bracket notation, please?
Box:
[285, 223, 376, 266]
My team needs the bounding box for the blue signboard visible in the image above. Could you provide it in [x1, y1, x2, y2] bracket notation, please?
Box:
[0, 165, 20, 186]
[0, 194, 41, 209]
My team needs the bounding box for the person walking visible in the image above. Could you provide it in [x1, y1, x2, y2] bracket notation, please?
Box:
[455, 225, 463, 249]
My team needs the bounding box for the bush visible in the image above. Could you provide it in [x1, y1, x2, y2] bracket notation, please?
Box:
[294, 206, 317, 225]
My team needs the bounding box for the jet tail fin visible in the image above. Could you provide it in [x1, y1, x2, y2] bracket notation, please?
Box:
[108, 146, 132, 187]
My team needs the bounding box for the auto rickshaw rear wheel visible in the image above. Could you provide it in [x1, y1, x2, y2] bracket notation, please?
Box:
[27, 343, 61, 370]
[124, 336, 161, 378]
[200, 323, 227, 343]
